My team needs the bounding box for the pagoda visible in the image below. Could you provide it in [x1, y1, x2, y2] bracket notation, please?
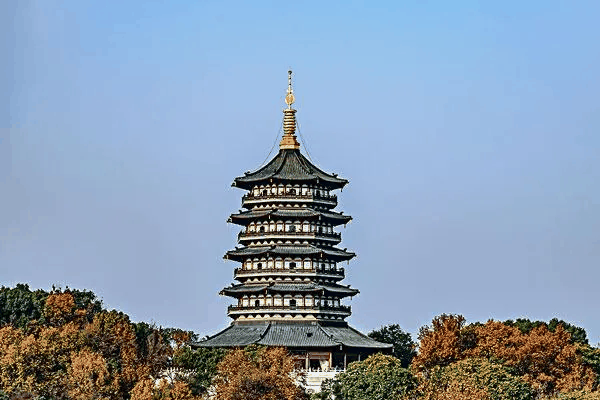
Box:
[194, 71, 390, 371]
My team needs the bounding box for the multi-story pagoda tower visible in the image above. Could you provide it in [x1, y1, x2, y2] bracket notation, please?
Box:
[195, 71, 390, 371]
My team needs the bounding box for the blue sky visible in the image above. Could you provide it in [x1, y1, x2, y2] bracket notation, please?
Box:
[2, 1, 599, 344]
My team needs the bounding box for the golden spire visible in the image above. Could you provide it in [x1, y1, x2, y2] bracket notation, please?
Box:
[280, 70, 300, 150]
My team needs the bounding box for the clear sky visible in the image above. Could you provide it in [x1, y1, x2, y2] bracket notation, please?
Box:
[2, 1, 599, 345]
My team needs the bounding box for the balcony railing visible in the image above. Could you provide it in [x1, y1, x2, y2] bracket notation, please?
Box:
[238, 230, 341, 241]
[242, 192, 337, 203]
[234, 267, 345, 277]
[228, 304, 351, 313]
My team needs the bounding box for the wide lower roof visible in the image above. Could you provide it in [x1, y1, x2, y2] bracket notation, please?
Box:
[229, 208, 352, 226]
[193, 322, 392, 350]
[220, 282, 359, 297]
[224, 245, 356, 262]
[233, 149, 348, 190]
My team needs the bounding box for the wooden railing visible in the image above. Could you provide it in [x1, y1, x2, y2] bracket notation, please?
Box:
[227, 304, 351, 313]
[242, 192, 338, 202]
[238, 230, 341, 240]
[234, 267, 345, 277]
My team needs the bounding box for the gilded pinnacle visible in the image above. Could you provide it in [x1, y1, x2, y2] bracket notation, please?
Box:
[280, 70, 300, 150]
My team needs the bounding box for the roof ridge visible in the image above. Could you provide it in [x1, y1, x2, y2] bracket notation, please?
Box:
[316, 324, 341, 345]
[257, 322, 273, 343]
[293, 150, 317, 175]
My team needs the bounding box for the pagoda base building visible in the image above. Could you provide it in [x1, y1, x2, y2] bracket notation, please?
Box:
[193, 72, 390, 375]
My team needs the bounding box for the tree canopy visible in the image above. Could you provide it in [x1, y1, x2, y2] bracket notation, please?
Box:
[368, 324, 416, 367]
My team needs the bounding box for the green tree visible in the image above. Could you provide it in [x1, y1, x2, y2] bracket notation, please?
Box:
[418, 358, 535, 400]
[326, 353, 417, 400]
[368, 324, 416, 367]
[0, 284, 48, 328]
[0, 284, 104, 329]
[172, 346, 228, 395]
[503, 318, 588, 345]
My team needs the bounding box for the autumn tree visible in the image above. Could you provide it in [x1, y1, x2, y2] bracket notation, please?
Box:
[0, 286, 198, 399]
[368, 324, 416, 367]
[467, 321, 597, 395]
[413, 315, 599, 398]
[412, 314, 475, 372]
[212, 345, 307, 400]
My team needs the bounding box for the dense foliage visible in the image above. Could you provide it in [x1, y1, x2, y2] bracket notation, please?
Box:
[0, 285, 223, 399]
[368, 324, 416, 367]
[412, 314, 600, 398]
[212, 345, 307, 400]
[317, 353, 416, 400]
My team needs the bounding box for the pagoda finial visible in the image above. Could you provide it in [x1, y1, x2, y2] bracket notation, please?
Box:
[285, 70, 295, 109]
[280, 69, 300, 150]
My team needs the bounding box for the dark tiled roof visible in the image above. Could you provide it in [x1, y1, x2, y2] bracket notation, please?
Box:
[233, 149, 348, 190]
[220, 282, 359, 297]
[258, 324, 338, 347]
[193, 322, 392, 350]
[220, 284, 269, 295]
[194, 324, 269, 347]
[229, 208, 352, 226]
[321, 325, 391, 349]
[224, 245, 356, 262]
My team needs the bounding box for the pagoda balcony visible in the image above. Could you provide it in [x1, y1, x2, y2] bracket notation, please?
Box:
[227, 304, 351, 315]
[238, 230, 341, 242]
[233, 267, 345, 278]
[242, 192, 337, 204]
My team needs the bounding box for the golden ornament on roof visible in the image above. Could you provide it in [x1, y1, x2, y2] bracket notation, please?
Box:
[285, 92, 295, 106]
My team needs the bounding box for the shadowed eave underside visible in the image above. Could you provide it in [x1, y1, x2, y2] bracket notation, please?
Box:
[223, 245, 356, 262]
[220, 282, 359, 298]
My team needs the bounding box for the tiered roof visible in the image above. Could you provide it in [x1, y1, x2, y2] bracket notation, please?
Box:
[196, 323, 390, 349]
[233, 149, 348, 190]
[193, 71, 391, 354]
[229, 208, 352, 226]
[221, 282, 359, 297]
[224, 245, 355, 262]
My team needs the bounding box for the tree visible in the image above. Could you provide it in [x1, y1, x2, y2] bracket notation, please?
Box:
[413, 315, 600, 398]
[212, 346, 307, 400]
[324, 353, 417, 400]
[468, 321, 597, 395]
[0, 286, 196, 399]
[412, 314, 473, 372]
[0, 284, 48, 328]
[504, 318, 588, 345]
[172, 346, 228, 395]
[368, 324, 416, 367]
[417, 358, 534, 400]
[0, 284, 103, 329]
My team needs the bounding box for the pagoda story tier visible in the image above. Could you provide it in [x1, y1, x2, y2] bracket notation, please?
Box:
[229, 208, 352, 227]
[233, 264, 346, 282]
[224, 245, 355, 263]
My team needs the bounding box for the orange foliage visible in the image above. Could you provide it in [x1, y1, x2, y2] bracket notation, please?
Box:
[0, 290, 188, 399]
[213, 346, 306, 400]
[44, 292, 76, 325]
[414, 316, 599, 397]
[468, 322, 597, 394]
[412, 314, 469, 371]
[130, 378, 200, 400]
[68, 349, 111, 399]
